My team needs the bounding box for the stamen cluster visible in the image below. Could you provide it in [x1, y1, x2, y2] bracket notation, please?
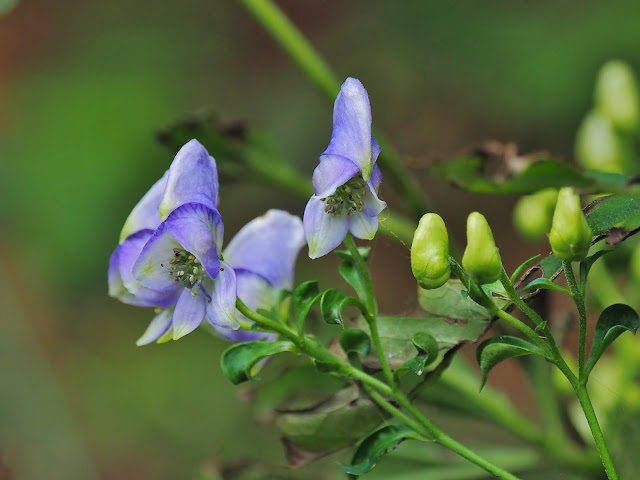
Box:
[322, 176, 366, 216]
[163, 248, 204, 295]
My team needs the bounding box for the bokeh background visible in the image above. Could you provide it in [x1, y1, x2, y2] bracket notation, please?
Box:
[2, 1, 640, 479]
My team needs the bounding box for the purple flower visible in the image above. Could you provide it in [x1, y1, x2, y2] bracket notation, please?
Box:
[213, 209, 305, 342]
[108, 139, 238, 345]
[303, 78, 386, 259]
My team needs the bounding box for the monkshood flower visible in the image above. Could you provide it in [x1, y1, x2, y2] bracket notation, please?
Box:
[304, 78, 386, 259]
[212, 209, 305, 342]
[108, 139, 238, 345]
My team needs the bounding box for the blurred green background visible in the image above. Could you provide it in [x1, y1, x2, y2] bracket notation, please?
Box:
[1, 1, 640, 479]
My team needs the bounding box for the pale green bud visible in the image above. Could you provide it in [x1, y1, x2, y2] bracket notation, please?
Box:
[411, 213, 451, 290]
[595, 60, 640, 133]
[575, 110, 634, 174]
[462, 212, 502, 285]
[549, 188, 592, 262]
[513, 188, 558, 242]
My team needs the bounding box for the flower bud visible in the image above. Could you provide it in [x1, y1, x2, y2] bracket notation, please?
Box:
[462, 212, 502, 285]
[513, 188, 558, 242]
[411, 213, 451, 289]
[549, 188, 592, 262]
[595, 60, 640, 133]
[575, 110, 635, 174]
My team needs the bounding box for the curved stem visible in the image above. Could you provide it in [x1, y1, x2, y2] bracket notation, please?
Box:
[239, 0, 432, 218]
[563, 261, 588, 380]
[576, 385, 619, 480]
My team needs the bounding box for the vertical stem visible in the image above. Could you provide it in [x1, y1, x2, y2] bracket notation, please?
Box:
[575, 385, 619, 480]
[343, 234, 396, 386]
[239, 0, 432, 217]
[563, 261, 588, 378]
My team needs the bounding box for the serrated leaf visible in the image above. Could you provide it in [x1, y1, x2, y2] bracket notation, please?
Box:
[476, 336, 549, 389]
[293, 281, 322, 335]
[320, 289, 364, 326]
[584, 304, 640, 377]
[519, 277, 570, 295]
[340, 328, 371, 357]
[275, 385, 385, 465]
[340, 424, 425, 476]
[220, 341, 297, 385]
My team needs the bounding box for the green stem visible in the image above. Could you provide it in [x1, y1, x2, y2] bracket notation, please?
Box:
[394, 395, 523, 480]
[575, 385, 619, 480]
[563, 261, 588, 379]
[363, 386, 431, 439]
[499, 268, 577, 386]
[343, 233, 377, 314]
[239, 0, 431, 218]
[237, 297, 522, 479]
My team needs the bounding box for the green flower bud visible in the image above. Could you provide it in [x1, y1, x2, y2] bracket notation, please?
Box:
[462, 212, 502, 285]
[411, 213, 451, 289]
[549, 188, 593, 262]
[575, 110, 635, 174]
[513, 188, 558, 242]
[595, 60, 640, 133]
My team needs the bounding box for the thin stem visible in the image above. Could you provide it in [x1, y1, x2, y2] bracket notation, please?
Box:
[394, 395, 523, 480]
[239, 0, 432, 218]
[492, 308, 550, 354]
[575, 385, 619, 480]
[563, 261, 588, 379]
[343, 234, 397, 388]
[343, 233, 377, 314]
[363, 386, 431, 439]
[499, 268, 577, 386]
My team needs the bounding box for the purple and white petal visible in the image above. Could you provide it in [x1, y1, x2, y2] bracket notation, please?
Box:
[164, 203, 223, 279]
[304, 196, 349, 259]
[349, 212, 379, 240]
[159, 139, 219, 219]
[223, 210, 304, 289]
[133, 223, 183, 291]
[118, 230, 180, 307]
[119, 171, 169, 243]
[361, 179, 387, 217]
[369, 164, 382, 191]
[172, 288, 208, 340]
[136, 308, 173, 346]
[214, 270, 274, 342]
[312, 155, 360, 198]
[371, 136, 381, 163]
[205, 262, 240, 329]
[321, 78, 375, 180]
[108, 245, 139, 304]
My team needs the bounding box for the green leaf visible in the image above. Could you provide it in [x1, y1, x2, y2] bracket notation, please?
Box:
[339, 260, 368, 303]
[519, 277, 570, 295]
[319, 289, 364, 326]
[394, 355, 428, 378]
[276, 386, 385, 466]
[476, 336, 549, 389]
[293, 281, 322, 335]
[340, 424, 424, 476]
[510, 254, 541, 284]
[411, 332, 439, 367]
[359, 280, 500, 375]
[579, 249, 610, 296]
[220, 341, 297, 385]
[339, 328, 371, 357]
[584, 195, 640, 241]
[335, 246, 371, 262]
[584, 304, 640, 377]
